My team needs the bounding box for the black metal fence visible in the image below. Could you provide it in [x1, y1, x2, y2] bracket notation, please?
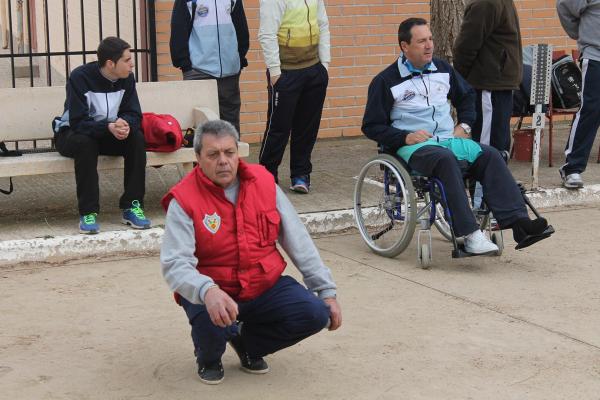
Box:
[0, 0, 157, 87]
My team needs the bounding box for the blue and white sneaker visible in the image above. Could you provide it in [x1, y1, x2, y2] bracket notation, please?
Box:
[290, 175, 310, 194]
[79, 213, 99, 234]
[122, 200, 151, 229]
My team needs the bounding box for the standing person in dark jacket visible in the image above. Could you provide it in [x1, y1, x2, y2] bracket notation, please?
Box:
[453, 0, 523, 155]
[556, 0, 600, 189]
[170, 0, 249, 134]
[52, 37, 150, 234]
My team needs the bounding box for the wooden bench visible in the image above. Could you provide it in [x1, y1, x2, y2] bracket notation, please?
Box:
[0, 80, 249, 180]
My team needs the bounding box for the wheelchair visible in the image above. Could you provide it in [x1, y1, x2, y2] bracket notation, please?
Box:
[353, 148, 549, 268]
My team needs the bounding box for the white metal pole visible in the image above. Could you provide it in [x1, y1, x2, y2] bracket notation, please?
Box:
[529, 44, 552, 189]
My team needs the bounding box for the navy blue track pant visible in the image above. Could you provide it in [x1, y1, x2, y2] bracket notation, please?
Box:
[407, 144, 528, 237]
[179, 275, 330, 365]
[563, 59, 600, 174]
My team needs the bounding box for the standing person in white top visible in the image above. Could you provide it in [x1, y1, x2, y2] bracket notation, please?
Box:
[257, 0, 330, 194]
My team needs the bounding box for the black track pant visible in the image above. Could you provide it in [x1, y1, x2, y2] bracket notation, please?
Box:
[183, 69, 242, 134]
[408, 144, 528, 237]
[55, 129, 146, 215]
[259, 62, 328, 181]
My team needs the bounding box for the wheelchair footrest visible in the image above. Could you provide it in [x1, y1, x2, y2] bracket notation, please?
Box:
[514, 225, 555, 250]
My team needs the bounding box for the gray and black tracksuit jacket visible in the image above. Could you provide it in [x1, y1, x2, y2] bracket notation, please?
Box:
[52, 62, 142, 138]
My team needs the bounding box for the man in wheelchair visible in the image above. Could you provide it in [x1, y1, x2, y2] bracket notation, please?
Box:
[361, 18, 552, 254]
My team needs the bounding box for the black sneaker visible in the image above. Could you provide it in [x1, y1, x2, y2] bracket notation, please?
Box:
[197, 360, 224, 385]
[229, 335, 269, 374]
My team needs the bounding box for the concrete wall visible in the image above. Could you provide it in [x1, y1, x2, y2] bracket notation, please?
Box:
[145, 0, 579, 143]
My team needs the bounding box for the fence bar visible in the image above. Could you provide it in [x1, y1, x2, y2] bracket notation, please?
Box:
[116, 0, 120, 37]
[139, 0, 147, 81]
[148, 0, 157, 81]
[97, 0, 103, 41]
[43, 0, 51, 85]
[7, 0, 16, 87]
[25, 0, 34, 86]
[62, 0, 70, 78]
[0, 50, 149, 58]
[132, 0, 139, 79]
[80, 0, 86, 63]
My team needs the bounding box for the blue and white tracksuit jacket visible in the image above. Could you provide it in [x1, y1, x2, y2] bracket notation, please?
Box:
[362, 56, 477, 160]
[170, 0, 249, 77]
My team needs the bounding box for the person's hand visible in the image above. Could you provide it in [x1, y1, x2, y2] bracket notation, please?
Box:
[453, 124, 471, 139]
[323, 297, 342, 331]
[405, 130, 432, 145]
[109, 118, 130, 140]
[204, 286, 239, 328]
[270, 74, 280, 86]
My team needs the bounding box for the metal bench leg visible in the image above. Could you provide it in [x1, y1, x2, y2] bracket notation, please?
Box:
[176, 162, 194, 178]
[548, 112, 553, 167]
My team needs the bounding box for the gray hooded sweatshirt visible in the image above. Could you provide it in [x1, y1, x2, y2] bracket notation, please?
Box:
[557, 0, 600, 62]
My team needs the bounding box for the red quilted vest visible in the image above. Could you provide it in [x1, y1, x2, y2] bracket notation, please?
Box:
[161, 160, 287, 302]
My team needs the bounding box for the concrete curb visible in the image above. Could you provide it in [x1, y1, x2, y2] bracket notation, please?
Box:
[2, 184, 600, 265]
[0, 228, 164, 265]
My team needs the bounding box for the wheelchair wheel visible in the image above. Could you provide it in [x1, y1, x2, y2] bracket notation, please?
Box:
[423, 192, 453, 241]
[354, 154, 417, 258]
[418, 243, 432, 269]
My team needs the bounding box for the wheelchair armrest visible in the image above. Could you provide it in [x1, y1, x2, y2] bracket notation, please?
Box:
[377, 144, 414, 171]
[377, 144, 397, 156]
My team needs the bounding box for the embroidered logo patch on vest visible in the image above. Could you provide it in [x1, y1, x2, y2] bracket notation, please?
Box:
[203, 213, 221, 234]
[402, 90, 416, 101]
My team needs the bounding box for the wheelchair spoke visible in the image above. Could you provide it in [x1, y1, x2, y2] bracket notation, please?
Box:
[354, 154, 417, 258]
[371, 221, 394, 240]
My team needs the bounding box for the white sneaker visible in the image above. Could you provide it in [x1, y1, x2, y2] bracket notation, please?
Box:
[562, 172, 584, 189]
[464, 229, 499, 254]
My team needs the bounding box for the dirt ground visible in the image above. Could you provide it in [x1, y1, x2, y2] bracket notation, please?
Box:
[1, 205, 600, 399]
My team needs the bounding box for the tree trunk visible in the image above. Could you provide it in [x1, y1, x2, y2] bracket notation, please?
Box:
[430, 0, 465, 64]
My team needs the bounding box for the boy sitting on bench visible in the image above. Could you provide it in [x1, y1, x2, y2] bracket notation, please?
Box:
[52, 37, 151, 234]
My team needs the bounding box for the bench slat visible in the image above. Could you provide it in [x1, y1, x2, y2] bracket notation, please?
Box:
[0, 143, 250, 178]
[0, 80, 220, 143]
[0, 80, 253, 180]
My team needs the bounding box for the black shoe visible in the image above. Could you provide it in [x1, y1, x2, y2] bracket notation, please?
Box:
[229, 335, 269, 374]
[197, 360, 224, 385]
[512, 217, 554, 250]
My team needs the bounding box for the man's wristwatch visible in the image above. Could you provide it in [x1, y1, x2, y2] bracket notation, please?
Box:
[459, 123, 472, 135]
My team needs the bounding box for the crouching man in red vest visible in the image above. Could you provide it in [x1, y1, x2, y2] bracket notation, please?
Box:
[160, 119, 342, 385]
